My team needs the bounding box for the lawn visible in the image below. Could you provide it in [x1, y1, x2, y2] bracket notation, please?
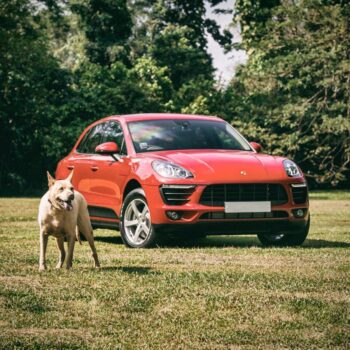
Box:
[0, 193, 349, 349]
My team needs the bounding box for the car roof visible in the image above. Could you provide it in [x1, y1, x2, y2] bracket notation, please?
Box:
[103, 113, 223, 123]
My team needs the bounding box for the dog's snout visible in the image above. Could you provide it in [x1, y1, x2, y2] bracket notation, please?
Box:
[68, 194, 74, 201]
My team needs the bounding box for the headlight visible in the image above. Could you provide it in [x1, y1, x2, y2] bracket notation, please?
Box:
[152, 160, 193, 178]
[283, 159, 301, 177]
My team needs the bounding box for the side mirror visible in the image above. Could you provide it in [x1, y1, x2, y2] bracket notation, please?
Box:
[95, 142, 119, 154]
[250, 142, 262, 153]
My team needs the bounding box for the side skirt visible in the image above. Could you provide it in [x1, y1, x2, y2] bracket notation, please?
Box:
[91, 220, 120, 231]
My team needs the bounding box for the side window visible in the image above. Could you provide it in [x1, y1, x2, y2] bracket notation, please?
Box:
[77, 123, 105, 154]
[76, 128, 92, 153]
[103, 121, 127, 155]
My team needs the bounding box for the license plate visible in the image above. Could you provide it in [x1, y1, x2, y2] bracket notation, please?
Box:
[224, 201, 271, 213]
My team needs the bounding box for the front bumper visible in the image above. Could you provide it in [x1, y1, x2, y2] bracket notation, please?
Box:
[142, 181, 309, 233]
[154, 219, 309, 235]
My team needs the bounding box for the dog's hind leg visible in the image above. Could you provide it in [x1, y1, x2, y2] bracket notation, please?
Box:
[78, 206, 100, 267]
[66, 234, 76, 270]
[87, 231, 100, 268]
[39, 230, 48, 271]
[75, 226, 82, 244]
[79, 220, 100, 268]
[55, 237, 66, 269]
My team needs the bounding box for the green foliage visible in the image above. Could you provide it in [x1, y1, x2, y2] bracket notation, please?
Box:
[129, 56, 175, 111]
[71, 0, 132, 65]
[1, 0, 349, 192]
[0, 0, 71, 192]
[150, 25, 214, 90]
[233, 0, 280, 50]
[228, 0, 350, 186]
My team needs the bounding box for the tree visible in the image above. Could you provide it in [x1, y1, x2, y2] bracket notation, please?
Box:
[227, 0, 350, 186]
[0, 0, 71, 193]
[233, 0, 280, 50]
[150, 25, 214, 90]
[71, 0, 132, 65]
[127, 0, 232, 114]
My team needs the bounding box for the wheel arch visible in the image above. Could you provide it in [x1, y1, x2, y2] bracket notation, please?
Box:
[123, 179, 143, 201]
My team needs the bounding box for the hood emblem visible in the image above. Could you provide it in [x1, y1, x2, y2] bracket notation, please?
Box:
[240, 170, 247, 176]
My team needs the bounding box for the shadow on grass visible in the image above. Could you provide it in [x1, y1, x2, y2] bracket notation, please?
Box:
[94, 236, 123, 244]
[94, 234, 350, 249]
[158, 235, 260, 248]
[98, 266, 158, 275]
[160, 237, 350, 249]
[303, 239, 350, 248]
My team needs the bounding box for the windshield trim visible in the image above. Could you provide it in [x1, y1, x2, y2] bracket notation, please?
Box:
[127, 119, 253, 154]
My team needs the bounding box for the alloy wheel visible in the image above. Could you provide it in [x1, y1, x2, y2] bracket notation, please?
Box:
[123, 198, 152, 246]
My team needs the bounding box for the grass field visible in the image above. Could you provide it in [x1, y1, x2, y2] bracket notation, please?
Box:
[0, 192, 349, 349]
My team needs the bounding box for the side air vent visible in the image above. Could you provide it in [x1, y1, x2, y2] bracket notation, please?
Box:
[160, 185, 196, 205]
[291, 183, 308, 204]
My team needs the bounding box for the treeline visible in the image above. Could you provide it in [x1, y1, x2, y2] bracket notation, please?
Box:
[0, 0, 349, 194]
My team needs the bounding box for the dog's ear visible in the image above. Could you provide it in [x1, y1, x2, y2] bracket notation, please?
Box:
[66, 170, 74, 183]
[47, 171, 55, 188]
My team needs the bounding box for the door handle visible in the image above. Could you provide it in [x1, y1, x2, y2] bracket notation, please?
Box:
[91, 166, 99, 172]
[67, 165, 74, 170]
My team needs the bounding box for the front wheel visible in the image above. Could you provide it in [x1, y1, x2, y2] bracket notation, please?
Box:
[120, 188, 158, 248]
[257, 217, 310, 247]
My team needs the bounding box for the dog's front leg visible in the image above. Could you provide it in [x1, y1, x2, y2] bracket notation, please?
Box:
[39, 230, 48, 271]
[55, 237, 66, 269]
[66, 234, 75, 270]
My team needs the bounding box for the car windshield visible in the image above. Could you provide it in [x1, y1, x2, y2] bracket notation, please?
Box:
[127, 119, 252, 153]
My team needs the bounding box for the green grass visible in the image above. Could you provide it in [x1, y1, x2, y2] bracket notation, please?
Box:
[0, 194, 349, 349]
[309, 189, 350, 200]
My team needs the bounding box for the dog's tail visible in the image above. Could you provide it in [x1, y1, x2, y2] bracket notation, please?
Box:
[75, 226, 82, 245]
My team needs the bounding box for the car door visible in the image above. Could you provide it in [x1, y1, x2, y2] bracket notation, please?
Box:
[87, 120, 130, 217]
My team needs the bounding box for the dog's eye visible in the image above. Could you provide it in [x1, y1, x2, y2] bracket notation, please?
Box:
[70, 187, 74, 191]
[59, 187, 64, 192]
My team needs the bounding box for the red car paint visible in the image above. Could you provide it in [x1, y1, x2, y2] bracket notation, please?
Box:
[56, 113, 310, 247]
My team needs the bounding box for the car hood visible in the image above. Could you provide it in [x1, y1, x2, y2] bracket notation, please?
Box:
[147, 149, 288, 183]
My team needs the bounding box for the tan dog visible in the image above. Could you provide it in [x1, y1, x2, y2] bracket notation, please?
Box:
[38, 171, 100, 270]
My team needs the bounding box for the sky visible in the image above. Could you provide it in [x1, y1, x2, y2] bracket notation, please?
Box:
[205, 0, 247, 85]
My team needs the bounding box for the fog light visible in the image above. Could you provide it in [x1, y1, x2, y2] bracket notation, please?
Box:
[166, 211, 182, 220]
[292, 208, 306, 218]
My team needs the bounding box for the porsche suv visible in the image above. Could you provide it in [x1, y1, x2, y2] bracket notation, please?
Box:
[56, 113, 310, 248]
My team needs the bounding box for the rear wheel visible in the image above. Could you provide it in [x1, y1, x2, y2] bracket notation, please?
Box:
[120, 189, 158, 248]
[257, 217, 310, 247]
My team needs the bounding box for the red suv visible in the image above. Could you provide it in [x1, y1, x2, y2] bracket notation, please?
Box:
[56, 114, 310, 248]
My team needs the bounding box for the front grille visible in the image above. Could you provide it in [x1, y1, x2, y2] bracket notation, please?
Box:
[200, 211, 289, 220]
[160, 185, 196, 205]
[291, 185, 308, 204]
[200, 183, 288, 206]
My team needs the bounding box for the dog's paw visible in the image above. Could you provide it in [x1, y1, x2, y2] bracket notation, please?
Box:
[39, 265, 47, 271]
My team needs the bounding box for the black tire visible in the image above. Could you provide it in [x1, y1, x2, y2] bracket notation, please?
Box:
[120, 188, 158, 248]
[257, 216, 310, 247]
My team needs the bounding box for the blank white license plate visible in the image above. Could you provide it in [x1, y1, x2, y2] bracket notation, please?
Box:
[224, 201, 271, 213]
